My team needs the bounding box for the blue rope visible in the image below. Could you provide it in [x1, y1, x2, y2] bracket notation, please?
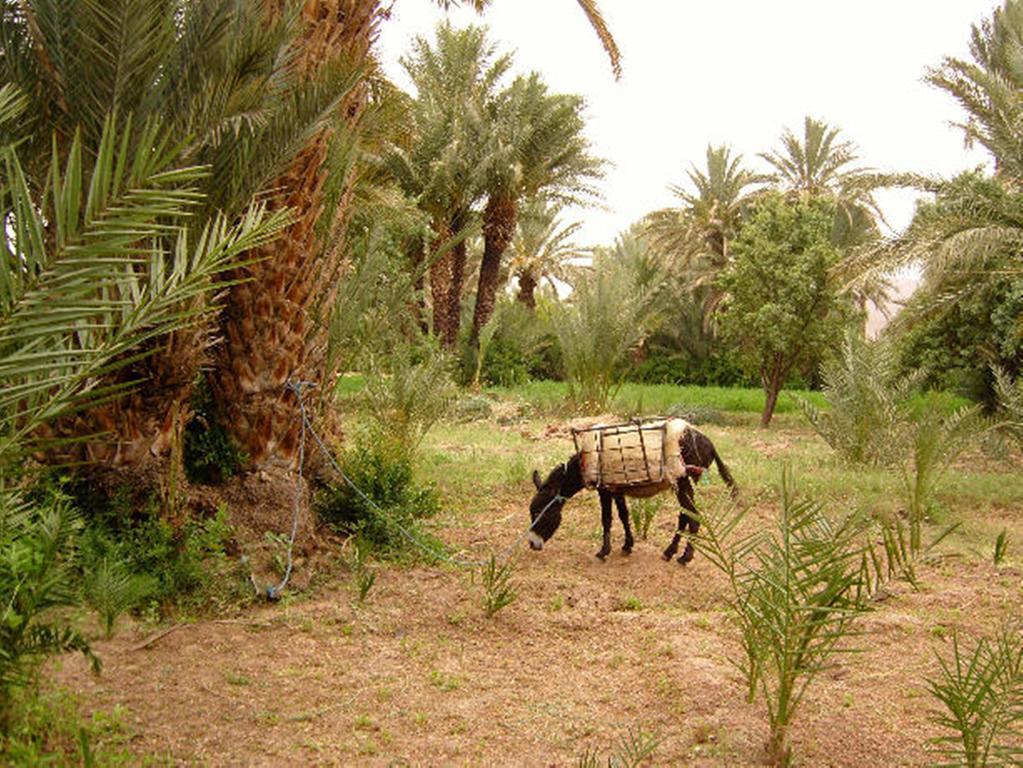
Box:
[264, 381, 315, 601]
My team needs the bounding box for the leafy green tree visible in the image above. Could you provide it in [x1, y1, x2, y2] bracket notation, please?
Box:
[895, 266, 1023, 404]
[718, 194, 852, 427]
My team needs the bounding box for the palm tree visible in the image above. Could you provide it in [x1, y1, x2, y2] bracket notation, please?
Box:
[470, 72, 602, 343]
[855, 4, 1023, 319]
[645, 145, 764, 326]
[927, 0, 1023, 180]
[0, 0, 358, 472]
[385, 22, 511, 349]
[507, 197, 589, 309]
[441, 0, 622, 79]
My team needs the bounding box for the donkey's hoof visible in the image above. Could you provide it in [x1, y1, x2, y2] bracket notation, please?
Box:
[661, 552, 673, 562]
[621, 545, 633, 555]
[676, 556, 689, 566]
[595, 550, 609, 561]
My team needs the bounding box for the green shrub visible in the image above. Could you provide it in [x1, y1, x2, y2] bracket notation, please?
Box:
[361, 345, 456, 451]
[555, 247, 664, 413]
[0, 498, 98, 726]
[1, 688, 137, 766]
[926, 623, 1023, 767]
[695, 469, 872, 767]
[452, 394, 494, 422]
[82, 556, 158, 639]
[797, 331, 920, 466]
[317, 434, 441, 556]
[75, 490, 241, 615]
[183, 377, 247, 484]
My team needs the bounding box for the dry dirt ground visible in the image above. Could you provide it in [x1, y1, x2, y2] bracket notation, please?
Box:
[54, 421, 1023, 766]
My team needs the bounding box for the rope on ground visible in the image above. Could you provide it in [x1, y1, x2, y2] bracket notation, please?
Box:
[261, 380, 313, 601]
[274, 379, 562, 579]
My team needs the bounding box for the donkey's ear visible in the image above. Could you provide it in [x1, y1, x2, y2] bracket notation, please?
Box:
[532, 470, 542, 490]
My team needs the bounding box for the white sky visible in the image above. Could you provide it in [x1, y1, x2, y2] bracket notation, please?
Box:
[378, 0, 997, 248]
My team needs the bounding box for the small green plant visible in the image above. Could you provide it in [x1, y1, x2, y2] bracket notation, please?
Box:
[316, 432, 441, 557]
[614, 594, 643, 612]
[479, 555, 517, 618]
[629, 498, 659, 540]
[994, 529, 1009, 566]
[926, 623, 1023, 767]
[797, 330, 920, 466]
[82, 556, 157, 639]
[901, 405, 985, 555]
[1, 499, 98, 725]
[1, 688, 136, 765]
[694, 468, 872, 767]
[183, 377, 248, 484]
[361, 345, 457, 451]
[344, 536, 377, 604]
[577, 727, 660, 768]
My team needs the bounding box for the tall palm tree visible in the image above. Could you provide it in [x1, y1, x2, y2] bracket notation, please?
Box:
[210, 0, 385, 468]
[927, 0, 1023, 180]
[470, 72, 601, 343]
[385, 22, 510, 349]
[645, 145, 764, 326]
[0, 0, 348, 470]
[855, 4, 1023, 321]
[507, 197, 589, 309]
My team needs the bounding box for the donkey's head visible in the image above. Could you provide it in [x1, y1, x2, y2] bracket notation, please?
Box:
[527, 455, 583, 551]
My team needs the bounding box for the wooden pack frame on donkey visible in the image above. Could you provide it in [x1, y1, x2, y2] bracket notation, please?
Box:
[527, 418, 737, 564]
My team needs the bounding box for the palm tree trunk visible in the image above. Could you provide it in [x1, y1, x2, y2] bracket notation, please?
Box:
[429, 221, 455, 344]
[471, 194, 517, 343]
[517, 271, 538, 309]
[445, 235, 467, 349]
[214, 0, 382, 469]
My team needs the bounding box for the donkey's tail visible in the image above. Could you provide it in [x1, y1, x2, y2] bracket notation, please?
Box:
[713, 450, 739, 499]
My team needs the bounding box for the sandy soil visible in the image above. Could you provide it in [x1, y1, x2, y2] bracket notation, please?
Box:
[55, 488, 1023, 767]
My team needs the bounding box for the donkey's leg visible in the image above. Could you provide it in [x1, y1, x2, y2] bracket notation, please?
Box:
[676, 479, 699, 565]
[596, 490, 613, 560]
[614, 495, 634, 554]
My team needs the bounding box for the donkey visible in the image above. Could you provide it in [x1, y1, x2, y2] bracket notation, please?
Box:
[528, 425, 736, 564]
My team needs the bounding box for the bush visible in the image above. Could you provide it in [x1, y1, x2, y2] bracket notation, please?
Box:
[362, 345, 456, 451]
[74, 488, 242, 616]
[183, 377, 247, 484]
[555, 240, 664, 413]
[0, 499, 98, 727]
[317, 434, 441, 556]
[798, 331, 921, 466]
[452, 394, 494, 422]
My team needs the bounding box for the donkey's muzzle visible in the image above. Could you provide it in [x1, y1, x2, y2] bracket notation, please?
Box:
[527, 531, 544, 551]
